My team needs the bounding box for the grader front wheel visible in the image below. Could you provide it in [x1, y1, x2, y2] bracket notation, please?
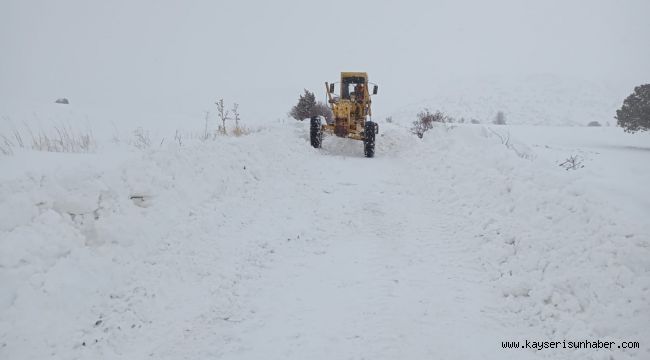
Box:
[363, 121, 376, 158]
[310, 116, 322, 148]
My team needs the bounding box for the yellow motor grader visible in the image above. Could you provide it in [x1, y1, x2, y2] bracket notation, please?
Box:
[310, 72, 379, 157]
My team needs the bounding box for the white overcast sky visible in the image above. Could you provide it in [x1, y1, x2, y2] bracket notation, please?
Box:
[1, 0, 649, 122]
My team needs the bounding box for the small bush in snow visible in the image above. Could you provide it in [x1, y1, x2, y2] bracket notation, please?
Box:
[132, 127, 151, 149]
[385, 116, 393, 123]
[231, 102, 250, 136]
[493, 111, 506, 125]
[411, 109, 451, 138]
[231, 126, 251, 137]
[616, 84, 650, 133]
[470, 119, 481, 124]
[587, 121, 601, 127]
[559, 155, 584, 170]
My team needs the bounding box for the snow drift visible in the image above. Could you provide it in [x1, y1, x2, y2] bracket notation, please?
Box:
[0, 121, 648, 359]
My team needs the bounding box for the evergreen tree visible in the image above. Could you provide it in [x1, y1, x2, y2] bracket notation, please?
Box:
[289, 89, 333, 122]
[290, 89, 317, 120]
[616, 84, 650, 133]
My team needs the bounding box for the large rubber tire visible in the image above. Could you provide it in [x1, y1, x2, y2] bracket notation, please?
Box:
[363, 121, 376, 158]
[310, 116, 322, 148]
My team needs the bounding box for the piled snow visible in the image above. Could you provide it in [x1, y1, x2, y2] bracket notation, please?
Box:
[0, 120, 648, 359]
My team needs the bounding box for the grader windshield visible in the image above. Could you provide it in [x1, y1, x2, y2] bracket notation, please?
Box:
[341, 75, 367, 100]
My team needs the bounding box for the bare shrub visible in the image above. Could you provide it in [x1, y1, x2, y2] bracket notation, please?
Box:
[174, 130, 183, 146]
[213, 100, 251, 137]
[587, 121, 601, 127]
[411, 109, 450, 138]
[216, 99, 230, 135]
[313, 102, 333, 124]
[132, 127, 151, 149]
[559, 155, 584, 170]
[232, 126, 251, 137]
[232, 103, 241, 133]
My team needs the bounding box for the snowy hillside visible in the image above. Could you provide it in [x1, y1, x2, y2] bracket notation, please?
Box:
[0, 75, 631, 135]
[388, 75, 624, 126]
[1, 120, 648, 359]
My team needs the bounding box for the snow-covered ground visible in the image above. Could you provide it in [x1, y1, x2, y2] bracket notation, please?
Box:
[0, 74, 632, 137]
[1, 120, 649, 359]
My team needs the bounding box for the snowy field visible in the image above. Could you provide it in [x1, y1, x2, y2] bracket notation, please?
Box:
[1, 119, 648, 360]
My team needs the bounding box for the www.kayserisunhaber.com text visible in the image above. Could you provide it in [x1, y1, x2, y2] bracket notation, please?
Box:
[501, 340, 640, 351]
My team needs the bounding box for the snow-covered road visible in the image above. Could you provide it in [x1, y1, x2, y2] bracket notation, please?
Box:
[1, 122, 648, 359]
[177, 144, 508, 359]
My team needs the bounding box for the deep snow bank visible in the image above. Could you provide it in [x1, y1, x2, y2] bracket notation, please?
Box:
[0, 124, 312, 358]
[413, 125, 648, 338]
[0, 121, 648, 359]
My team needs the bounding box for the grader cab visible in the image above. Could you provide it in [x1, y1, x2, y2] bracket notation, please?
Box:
[310, 72, 379, 157]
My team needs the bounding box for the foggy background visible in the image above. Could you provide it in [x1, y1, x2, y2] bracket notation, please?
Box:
[1, 0, 649, 128]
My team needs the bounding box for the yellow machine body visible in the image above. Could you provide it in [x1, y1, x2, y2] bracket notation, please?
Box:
[324, 72, 373, 141]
